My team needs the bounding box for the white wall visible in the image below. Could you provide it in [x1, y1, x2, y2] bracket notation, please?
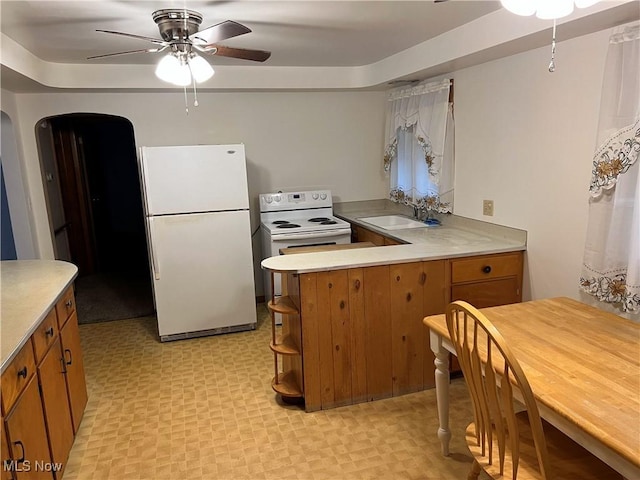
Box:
[0, 90, 37, 258]
[452, 26, 638, 320]
[7, 89, 387, 293]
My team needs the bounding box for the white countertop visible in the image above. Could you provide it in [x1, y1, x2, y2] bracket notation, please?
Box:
[1, 260, 78, 372]
[262, 200, 527, 274]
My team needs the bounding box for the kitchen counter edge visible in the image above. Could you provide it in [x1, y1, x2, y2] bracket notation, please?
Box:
[1, 260, 78, 373]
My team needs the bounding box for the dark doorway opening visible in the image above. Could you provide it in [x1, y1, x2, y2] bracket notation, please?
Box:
[38, 114, 154, 324]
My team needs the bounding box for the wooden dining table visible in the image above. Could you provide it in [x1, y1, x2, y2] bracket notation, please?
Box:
[423, 297, 640, 479]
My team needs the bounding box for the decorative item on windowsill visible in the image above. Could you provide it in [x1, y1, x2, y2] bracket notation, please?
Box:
[500, 0, 601, 72]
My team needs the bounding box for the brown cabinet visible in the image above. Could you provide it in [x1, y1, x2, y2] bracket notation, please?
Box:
[1, 414, 12, 480]
[297, 259, 446, 411]
[351, 224, 404, 246]
[450, 252, 523, 308]
[264, 248, 523, 412]
[37, 338, 73, 475]
[1, 285, 87, 480]
[59, 313, 87, 434]
[4, 377, 52, 479]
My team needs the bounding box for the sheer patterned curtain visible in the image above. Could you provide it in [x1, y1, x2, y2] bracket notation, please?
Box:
[383, 79, 454, 214]
[580, 22, 640, 314]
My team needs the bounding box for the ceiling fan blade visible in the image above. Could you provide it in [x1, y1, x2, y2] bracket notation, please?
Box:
[87, 46, 166, 60]
[200, 45, 271, 63]
[190, 20, 251, 45]
[96, 29, 166, 45]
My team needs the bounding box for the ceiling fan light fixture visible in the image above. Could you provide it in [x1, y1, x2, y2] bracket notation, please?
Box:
[155, 53, 191, 86]
[189, 54, 215, 83]
[574, 0, 600, 8]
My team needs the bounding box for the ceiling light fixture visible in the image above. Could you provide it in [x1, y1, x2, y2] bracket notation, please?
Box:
[155, 47, 215, 113]
[500, 0, 601, 71]
[500, 0, 600, 19]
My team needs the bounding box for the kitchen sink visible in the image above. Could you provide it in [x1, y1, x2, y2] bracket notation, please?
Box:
[359, 215, 428, 230]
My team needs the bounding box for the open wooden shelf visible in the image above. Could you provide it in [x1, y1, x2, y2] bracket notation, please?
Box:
[270, 334, 301, 356]
[267, 296, 298, 315]
[271, 371, 303, 398]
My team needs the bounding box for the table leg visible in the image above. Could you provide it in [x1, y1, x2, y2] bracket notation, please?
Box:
[431, 333, 451, 456]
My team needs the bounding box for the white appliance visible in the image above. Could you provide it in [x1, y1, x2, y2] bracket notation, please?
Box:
[139, 144, 257, 341]
[259, 189, 351, 300]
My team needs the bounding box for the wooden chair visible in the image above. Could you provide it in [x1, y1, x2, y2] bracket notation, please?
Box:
[445, 301, 622, 480]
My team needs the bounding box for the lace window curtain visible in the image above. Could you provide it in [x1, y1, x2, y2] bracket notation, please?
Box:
[580, 23, 640, 314]
[383, 78, 454, 213]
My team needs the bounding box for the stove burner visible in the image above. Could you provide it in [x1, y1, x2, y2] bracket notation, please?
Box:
[272, 220, 290, 224]
[320, 220, 337, 225]
[309, 217, 331, 222]
[277, 223, 300, 229]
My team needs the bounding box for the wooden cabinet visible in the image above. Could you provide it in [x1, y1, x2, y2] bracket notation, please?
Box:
[1, 285, 87, 480]
[450, 252, 523, 308]
[351, 224, 404, 246]
[297, 259, 447, 411]
[37, 338, 73, 475]
[4, 377, 52, 479]
[1, 413, 12, 480]
[59, 313, 87, 433]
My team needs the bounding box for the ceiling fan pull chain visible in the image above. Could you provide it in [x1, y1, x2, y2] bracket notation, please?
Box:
[548, 19, 557, 73]
[188, 63, 200, 107]
[183, 86, 189, 115]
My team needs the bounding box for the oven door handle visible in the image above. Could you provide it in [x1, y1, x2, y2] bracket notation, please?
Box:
[270, 228, 352, 241]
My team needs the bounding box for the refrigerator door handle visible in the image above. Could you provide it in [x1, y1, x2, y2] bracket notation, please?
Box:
[147, 217, 160, 280]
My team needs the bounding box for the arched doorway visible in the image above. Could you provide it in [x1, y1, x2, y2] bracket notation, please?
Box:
[37, 114, 154, 323]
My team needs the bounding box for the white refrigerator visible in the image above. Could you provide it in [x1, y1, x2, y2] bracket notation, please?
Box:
[138, 144, 257, 341]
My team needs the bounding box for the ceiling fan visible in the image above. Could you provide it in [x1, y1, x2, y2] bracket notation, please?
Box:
[88, 8, 271, 63]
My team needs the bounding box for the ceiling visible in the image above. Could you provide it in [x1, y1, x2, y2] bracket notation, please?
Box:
[1, 0, 638, 92]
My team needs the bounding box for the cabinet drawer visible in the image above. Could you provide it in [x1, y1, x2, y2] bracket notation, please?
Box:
[451, 253, 522, 284]
[452, 277, 521, 309]
[1, 341, 36, 414]
[55, 286, 76, 329]
[32, 309, 59, 363]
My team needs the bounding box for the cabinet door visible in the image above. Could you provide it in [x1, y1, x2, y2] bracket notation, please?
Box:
[60, 312, 88, 433]
[1, 415, 13, 480]
[451, 277, 521, 308]
[4, 377, 53, 480]
[354, 226, 385, 246]
[38, 338, 73, 471]
[390, 262, 425, 396]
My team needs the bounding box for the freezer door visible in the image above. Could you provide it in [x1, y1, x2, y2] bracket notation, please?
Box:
[146, 211, 257, 338]
[139, 144, 249, 215]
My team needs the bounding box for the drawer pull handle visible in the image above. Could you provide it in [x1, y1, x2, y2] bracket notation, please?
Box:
[17, 367, 27, 379]
[65, 299, 73, 308]
[13, 441, 25, 464]
[482, 266, 492, 274]
[64, 348, 73, 366]
[45, 326, 54, 337]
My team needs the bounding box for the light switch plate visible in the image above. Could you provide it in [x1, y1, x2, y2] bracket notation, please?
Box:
[483, 200, 494, 216]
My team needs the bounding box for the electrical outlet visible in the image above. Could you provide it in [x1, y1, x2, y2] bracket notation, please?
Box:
[483, 200, 494, 216]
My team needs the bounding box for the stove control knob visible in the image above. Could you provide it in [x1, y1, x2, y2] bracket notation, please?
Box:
[265, 195, 273, 204]
[312, 193, 319, 200]
[273, 194, 282, 202]
[320, 193, 327, 200]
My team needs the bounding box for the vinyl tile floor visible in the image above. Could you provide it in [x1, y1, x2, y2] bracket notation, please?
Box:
[64, 305, 486, 480]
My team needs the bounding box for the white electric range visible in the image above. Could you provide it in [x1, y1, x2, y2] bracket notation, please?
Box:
[260, 189, 351, 299]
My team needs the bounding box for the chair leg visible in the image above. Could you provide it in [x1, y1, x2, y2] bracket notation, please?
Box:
[467, 459, 482, 480]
